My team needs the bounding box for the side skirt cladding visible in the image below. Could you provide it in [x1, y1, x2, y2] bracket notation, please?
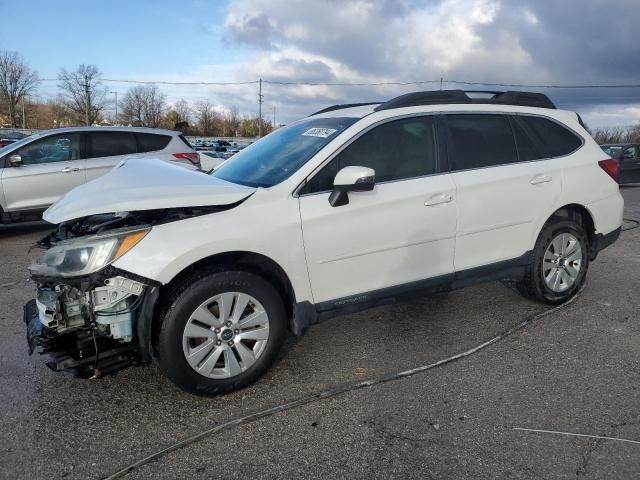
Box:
[292, 251, 533, 335]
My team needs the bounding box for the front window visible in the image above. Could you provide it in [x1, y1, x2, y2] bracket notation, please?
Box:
[212, 117, 358, 187]
[16, 133, 81, 164]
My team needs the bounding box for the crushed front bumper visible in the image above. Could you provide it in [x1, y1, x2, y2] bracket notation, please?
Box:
[25, 271, 159, 378]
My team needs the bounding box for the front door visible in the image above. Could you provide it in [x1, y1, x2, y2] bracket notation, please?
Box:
[298, 115, 457, 305]
[1, 132, 85, 212]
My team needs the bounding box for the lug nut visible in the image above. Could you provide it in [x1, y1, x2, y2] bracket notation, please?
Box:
[234, 329, 239, 334]
[226, 321, 232, 327]
[214, 328, 220, 333]
[216, 340, 221, 346]
[227, 340, 234, 346]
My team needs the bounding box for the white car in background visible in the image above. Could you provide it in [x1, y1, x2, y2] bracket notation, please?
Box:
[0, 127, 200, 225]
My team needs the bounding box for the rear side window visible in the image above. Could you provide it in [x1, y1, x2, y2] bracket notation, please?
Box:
[135, 133, 171, 153]
[89, 132, 137, 158]
[445, 114, 517, 170]
[301, 116, 437, 194]
[518, 116, 582, 158]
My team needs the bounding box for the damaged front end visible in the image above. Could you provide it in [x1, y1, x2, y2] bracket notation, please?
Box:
[25, 211, 170, 378]
[25, 273, 158, 378]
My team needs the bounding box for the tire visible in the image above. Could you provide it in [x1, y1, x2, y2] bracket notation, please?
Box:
[517, 217, 589, 304]
[156, 270, 286, 395]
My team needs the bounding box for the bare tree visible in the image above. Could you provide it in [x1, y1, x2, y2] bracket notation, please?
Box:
[142, 85, 166, 128]
[223, 106, 241, 136]
[58, 65, 107, 125]
[174, 99, 191, 124]
[119, 85, 166, 127]
[0, 51, 39, 127]
[194, 100, 222, 136]
[119, 85, 146, 126]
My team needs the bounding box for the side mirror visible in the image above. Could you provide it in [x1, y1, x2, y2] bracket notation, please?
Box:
[8, 154, 22, 166]
[328, 166, 375, 207]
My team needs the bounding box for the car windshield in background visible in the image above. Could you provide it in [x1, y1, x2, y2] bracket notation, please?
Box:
[212, 117, 358, 187]
[601, 145, 624, 157]
[0, 134, 36, 154]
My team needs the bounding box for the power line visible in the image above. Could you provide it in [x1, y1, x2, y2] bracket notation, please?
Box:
[35, 77, 640, 89]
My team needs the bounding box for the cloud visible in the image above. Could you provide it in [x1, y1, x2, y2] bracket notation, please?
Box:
[162, 0, 640, 127]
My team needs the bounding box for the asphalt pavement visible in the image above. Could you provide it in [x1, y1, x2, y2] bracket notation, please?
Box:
[1, 187, 639, 480]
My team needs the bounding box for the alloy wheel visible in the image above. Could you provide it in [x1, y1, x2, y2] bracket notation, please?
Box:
[182, 292, 270, 378]
[543, 233, 583, 293]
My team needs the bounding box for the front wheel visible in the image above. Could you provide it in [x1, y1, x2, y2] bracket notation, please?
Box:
[517, 218, 589, 304]
[156, 271, 287, 395]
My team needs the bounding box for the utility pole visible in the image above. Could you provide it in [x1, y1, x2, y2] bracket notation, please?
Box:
[440, 77, 443, 90]
[273, 105, 276, 128]
[111, 91, 118, 125]
[21, 96, 26, 129]
[258, 78, 263, 137]
[84, 76, 90, 126]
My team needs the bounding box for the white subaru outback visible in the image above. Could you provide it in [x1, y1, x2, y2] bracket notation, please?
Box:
[25, 90, 623, 395]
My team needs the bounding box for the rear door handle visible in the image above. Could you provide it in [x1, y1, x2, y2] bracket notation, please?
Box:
[425, 193, 453, 206]
[530, 174, 552, 185]
[61, 167, 80, 173]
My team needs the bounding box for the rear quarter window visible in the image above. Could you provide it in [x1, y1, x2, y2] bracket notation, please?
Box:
[518, 116, 583, 158]
[136, 133, 171, 152]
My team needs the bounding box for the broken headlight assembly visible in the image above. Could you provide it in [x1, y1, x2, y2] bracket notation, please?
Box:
[29, 227, 150, 278]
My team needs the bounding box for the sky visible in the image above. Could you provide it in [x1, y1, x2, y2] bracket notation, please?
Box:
[1, 0, 640, 128]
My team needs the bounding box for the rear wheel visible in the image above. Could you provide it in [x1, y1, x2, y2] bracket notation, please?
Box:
[517, 218, 589, 304]
[156, 271, 286, 395]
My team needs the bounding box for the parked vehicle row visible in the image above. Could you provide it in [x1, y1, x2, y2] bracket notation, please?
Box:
[24, 90, 623, 395]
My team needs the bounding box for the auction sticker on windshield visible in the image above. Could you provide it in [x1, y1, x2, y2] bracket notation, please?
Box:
[302, 128, 338, 138]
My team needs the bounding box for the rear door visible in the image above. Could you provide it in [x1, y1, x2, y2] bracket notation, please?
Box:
[445, 113, 568, 271]
[84, 131, 138, 182]
[0, 132, 84, 212]
[619, 145, 640, 183]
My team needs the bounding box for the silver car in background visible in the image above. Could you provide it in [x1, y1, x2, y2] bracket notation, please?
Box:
[0, 127, 200, 225]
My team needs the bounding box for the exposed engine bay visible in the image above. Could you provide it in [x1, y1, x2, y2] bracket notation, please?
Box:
[26, 274, 151, 378]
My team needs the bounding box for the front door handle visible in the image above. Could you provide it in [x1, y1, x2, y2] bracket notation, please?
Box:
[425, 193, 453, 206]
[61, 166, 80, 173]
[530, 174, 552, 185]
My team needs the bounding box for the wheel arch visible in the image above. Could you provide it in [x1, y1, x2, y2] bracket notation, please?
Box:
[152, 251, 298, 342]
[535, 203, 596, 254]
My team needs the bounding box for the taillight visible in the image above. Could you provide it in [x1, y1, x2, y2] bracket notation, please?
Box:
[598, 158, 620, 184]
[173, 152, 201, 165]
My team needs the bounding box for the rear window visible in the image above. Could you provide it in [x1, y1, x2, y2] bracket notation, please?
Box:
[136, 133, 171, 152]
[445, 114, 517, 170]
[518, 116, 582, 158]
[89, 132, 137, 158]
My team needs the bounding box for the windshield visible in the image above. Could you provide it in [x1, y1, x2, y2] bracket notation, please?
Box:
[212, 117, 358, 187]
[601, 145, 624, 158]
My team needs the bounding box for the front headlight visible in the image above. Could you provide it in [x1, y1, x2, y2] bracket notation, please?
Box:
[29, 228, 150, 278]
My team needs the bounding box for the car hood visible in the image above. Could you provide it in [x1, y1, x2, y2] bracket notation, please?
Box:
[43, 158, 256, 224]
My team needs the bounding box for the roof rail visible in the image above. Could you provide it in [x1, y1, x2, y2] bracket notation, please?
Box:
[310, 102, 380, 116]
[374, 89, 556, 111]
